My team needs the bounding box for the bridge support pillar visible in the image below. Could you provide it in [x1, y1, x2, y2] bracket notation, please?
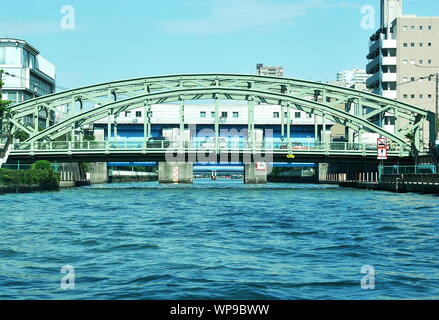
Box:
[316, 163, 329, 183]
[244, 163, 267, 184]
[158, 162, 193, 184]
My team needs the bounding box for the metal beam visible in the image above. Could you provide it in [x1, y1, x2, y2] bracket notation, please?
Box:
[21, 86, 420, 149]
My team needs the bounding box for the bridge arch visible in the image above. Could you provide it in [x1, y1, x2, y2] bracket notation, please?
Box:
[3, 74, 435, 151]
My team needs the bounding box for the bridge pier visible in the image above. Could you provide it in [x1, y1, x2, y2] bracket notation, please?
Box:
[158, 162, 193, 184]
[244, 163, 267, 184]
[316, 163, 329, 183]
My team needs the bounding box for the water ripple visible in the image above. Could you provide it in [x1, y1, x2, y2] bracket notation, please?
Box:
[0, 179, 438, 299]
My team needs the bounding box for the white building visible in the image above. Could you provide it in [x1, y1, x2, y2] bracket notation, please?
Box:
[336, 69, 369, 87]
[256, 64, 284, 77]
[0, 38, 56, 127]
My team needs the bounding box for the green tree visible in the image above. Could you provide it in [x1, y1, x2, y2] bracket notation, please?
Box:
[30, 160, 60, 188]
[14, 130, 30, 142]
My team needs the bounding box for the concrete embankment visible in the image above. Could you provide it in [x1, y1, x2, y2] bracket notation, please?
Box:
[0, 184, 59, 194]
[338, 179, 439, 195]
[268, 175, 317, 183]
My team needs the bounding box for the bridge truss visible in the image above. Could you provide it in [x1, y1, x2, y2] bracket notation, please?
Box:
[1, 74, 435, 158]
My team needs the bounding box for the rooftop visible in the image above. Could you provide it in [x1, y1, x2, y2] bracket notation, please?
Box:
[0, 38, 40, 56]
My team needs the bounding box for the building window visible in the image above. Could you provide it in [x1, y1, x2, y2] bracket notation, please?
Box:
[420, 43, 423, 47]
[403, 26, 407, 31]
[411, 26, 415, 30]
[411, 43, 415, 47]
[419, 60, 423, 64]
[403, 60, 408, 65]
[420, 94, 423, 99]
[411, 77, 415, 81]
[403, 94, 408, 99]
[428, 43, 432, 47]
[428, 26, 432, 30]
[233, 112, 239, 118]
[428, 59, 432, 64]
[403, 77, 408, 82]
[125, 111, 131, 117]
[429, 94, 432, 99]
[200, 111, 206, 118]
[403, 43, 408, 47]
[211, 111, 215, 118]
[136, 111, 142, 117]
[420, 26, 423, 30]
[221, 112, 228, 118]
[307, 113, 312, 118]
[273, 112, 280, 118]
[295, 112, 301, 119]
[411, 94, 415, 99]
[411, 60, 415, 65]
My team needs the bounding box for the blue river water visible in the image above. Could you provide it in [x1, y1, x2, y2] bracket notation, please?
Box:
[0, 179, 438, 300]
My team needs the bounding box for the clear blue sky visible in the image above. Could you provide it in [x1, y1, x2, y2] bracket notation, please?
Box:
[1, 0, 438, 90]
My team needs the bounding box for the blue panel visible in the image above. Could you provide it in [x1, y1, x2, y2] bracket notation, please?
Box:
[108, 162, 158, 167]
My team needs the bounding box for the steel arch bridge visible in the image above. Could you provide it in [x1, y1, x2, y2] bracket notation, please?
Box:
[1, 74, 436, 163]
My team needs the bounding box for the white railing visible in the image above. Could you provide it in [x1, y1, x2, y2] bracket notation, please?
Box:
[11, 140, 408, 155]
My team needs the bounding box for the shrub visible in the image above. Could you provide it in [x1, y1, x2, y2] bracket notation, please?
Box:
[31, 160, 52, 171]
[0, 160, 60, 189]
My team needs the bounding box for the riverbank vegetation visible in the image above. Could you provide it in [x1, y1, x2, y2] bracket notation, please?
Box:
[0, 160, 60, 190]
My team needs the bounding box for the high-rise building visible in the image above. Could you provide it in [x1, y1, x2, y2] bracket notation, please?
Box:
[336, 69, 369, 87]
[0, 38, 56, 127]
[366, 0, 439, 110]
[256, 64, 284, 77]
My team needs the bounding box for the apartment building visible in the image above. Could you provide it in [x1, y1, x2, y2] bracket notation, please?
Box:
[366, 0, 439, 144]
[336, 69, 369, 87]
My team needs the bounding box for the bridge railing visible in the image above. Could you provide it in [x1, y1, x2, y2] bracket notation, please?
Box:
[11, 140, 407, 154]
[381, 164, 437, 175]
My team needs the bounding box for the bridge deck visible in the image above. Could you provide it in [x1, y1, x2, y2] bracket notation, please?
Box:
[7, 141, 417, 164]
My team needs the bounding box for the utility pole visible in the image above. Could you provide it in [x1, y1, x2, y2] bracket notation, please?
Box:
[427, 72, 439, 141]
[435, 73, 439, 141]
[415, 65, 439, 142]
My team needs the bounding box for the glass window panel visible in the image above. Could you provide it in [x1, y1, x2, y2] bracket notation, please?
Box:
[0, 47, 5, 64]
[5, 47, 22, 65]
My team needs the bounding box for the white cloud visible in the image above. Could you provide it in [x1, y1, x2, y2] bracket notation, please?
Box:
[159, 0, 350, 36]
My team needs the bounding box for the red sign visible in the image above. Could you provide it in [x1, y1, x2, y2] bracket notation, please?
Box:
[256, 162, 267, 171]
[377, 138, 388, 160]
[377, 138, 388, 148]
[377, 148, 387, 160]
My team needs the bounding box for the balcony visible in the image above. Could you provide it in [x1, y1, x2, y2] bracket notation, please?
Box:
[382, 56, 397, 66]
[382, 39, 397, 49]
[383, 90, 397, 100]
[382, 73, 397, 82]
